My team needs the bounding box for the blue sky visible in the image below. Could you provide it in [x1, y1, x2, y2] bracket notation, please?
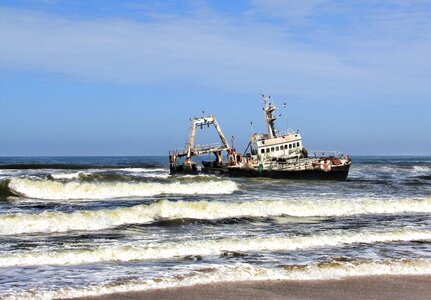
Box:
[1, 0, 430, 156]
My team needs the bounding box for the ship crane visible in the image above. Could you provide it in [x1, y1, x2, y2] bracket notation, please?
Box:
[169, 114, 230, 173]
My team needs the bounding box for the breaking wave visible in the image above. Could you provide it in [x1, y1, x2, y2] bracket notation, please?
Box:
[48, 168, 170, 181]
[6, 178, 237, 200]
[116, 168, 167, 173]
[6, 258, 431, 299]
[412, 166, 431, 173]
[0, 163, 163, 170]
[1, 229, 430, 267]
[50, 171, 86, 180]
[1, 198, 430, 235]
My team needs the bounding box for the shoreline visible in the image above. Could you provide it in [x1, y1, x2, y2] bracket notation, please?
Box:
[73, 275, 431, 300]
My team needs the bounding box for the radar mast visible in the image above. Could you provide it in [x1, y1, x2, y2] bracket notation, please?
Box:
[262, 94, 277, 138]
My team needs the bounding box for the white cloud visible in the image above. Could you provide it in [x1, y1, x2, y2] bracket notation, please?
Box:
[0, 3, 430, 103]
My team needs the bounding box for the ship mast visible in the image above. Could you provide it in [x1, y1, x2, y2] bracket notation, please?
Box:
[262, 95, 277, 138]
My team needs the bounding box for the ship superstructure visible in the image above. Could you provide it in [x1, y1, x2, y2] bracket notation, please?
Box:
[249, 95, 307, 161]
[169, 95, 351, 180]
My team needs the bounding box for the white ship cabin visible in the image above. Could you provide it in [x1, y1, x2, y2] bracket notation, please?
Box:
[249, 95, 306, 160]
[250, 132, 304, 160]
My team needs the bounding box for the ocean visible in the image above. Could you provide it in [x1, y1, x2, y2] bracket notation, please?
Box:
[0, 156, 430, 299]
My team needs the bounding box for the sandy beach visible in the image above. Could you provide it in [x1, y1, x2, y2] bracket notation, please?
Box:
[75, 275, 431, 300]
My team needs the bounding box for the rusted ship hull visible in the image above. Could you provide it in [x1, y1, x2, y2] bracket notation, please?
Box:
[200, 164, 351, 181]
[169, 164, 199, 175]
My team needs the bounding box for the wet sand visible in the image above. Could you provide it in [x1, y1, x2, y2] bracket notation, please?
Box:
[75, 275, 431, 300]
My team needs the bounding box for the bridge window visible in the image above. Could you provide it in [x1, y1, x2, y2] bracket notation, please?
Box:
[289, 144, 292, 149]
[284, 144, 288, 149]
[276, 146, 279, 151]
[261, 149, 265, 154]
[297, 142, 300, 147]
[266, 148, 270, 153]
[271, 147, 274, 152]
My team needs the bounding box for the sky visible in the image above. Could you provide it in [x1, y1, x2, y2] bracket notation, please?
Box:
[0, 0, 430, 156]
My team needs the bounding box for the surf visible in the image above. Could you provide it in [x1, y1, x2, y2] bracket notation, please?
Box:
[1, 229, 430, 267]
[6, 177, 238, 200]
[10, 258, 431, 299]
[1, 198, 430, 235]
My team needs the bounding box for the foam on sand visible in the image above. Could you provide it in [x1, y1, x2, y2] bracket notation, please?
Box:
[11, 258, 431, 299]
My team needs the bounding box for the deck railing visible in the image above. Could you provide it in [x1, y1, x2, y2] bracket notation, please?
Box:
[275, 129, 297, 137]
[194, 142, 223, 151]
[169, 143, 226, 157]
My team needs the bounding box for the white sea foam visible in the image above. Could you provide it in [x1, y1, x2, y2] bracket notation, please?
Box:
[1, 229, 430, 267]
[49, 168, 170, 180]
[141, 173, 170, 179]
[50, 171, 85, 180]
[115, 168, 170, 178]
[116, 168, 168, 173]
[412, 166, 431, 174]
[1, 198, 430, 235]
[118, 171, 170, 179]
[7, 178, 237, 200]
[9, 258, 431, 299]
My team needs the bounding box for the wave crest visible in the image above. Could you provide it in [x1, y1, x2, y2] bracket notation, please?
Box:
[1, 230, 430, 267]
[7, 178, 238, 200]
[1, 198, 430, 235]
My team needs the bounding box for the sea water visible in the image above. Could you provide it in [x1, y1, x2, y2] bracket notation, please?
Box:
[0, 156, 430, 299]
